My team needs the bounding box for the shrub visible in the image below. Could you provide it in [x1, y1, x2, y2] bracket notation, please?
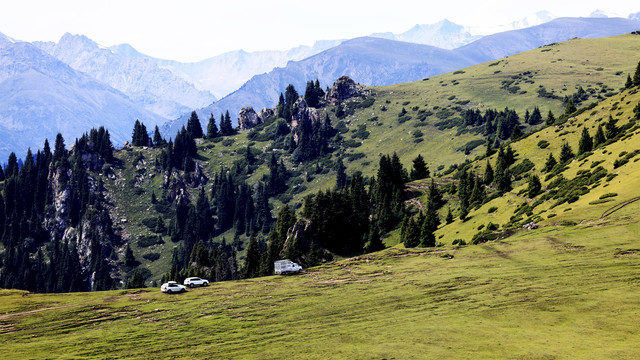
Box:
[487, 206, 498, 213]
[537, 140, 550, 149]
[142, 253, 161, 262]
[599, 193, 618, 199]
[138, 235, 163, 248]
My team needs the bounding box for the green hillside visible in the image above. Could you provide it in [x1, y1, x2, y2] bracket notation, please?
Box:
[1, 33, 640, 359]
[1, 203, 639, 358]
[77, 33, 640, 284]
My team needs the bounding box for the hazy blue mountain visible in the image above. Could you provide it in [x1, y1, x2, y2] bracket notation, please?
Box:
[162, 37, 475, 137]
[0, 38, 165, 161]
[456, 17, 640, 62]
[111, 40, 343, 99]
[35, 33, 214, 119]
[629, 11, 640, 21]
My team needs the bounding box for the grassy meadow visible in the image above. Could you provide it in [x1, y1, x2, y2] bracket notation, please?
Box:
[1, 198, 639, 358]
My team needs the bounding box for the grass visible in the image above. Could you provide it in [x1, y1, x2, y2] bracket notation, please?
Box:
[2, 200, 640, 358]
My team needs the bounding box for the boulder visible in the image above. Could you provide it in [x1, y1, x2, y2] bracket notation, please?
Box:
[238, 106, 263, 130]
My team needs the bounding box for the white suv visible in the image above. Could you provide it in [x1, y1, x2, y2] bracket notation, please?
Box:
[161, 281, 186, 293]
[183, 277, 209, 287]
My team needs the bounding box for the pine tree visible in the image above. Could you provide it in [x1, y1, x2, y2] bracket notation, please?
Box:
[365, 222, 384, 253]
[559, 142, 574, 163]
[577, 127, 593, 155]
[410, 154, 429, 180]
[445, 208, 454, 224]
[543, 152, 557, 173]
[529, 107, 542, 125]
[402, 216, 420, 248]
[564, 99, 577, 116]
[335, 158, 346, 190]
[604, 115, 618, 139]
[546, 110, 556, 125]
[153, 125, 163, 147]
[187, 111, 203, 138]
[633, 60, 640, 86]
[594, 124, 606, 147]
[207, 113, 218, 138]
[626, 74, 633, 89]
[53, 133, 67, 166]
[483, 160, 494, 185]
[420, 200, 440, 247]
[242, 235, 261, 279]
[527, 174, 542, 198]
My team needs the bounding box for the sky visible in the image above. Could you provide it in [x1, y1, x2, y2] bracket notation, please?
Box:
[0, 0, 638, 62]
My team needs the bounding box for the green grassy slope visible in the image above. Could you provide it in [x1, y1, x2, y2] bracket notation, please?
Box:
[434, 86, 640, 245]
[100, 33, 640, 282]
[1, 201, 639, 358]
[336, 33, 640, 176]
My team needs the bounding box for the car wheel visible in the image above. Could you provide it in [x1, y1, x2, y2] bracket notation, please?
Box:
[182, 288, 186, 293]
[166, 289, 172, 294]
[204, 282, 208, 286]
[189, 283, 195, 288]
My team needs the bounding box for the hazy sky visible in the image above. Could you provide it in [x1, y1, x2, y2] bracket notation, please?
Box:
[1, 0, 638, 62]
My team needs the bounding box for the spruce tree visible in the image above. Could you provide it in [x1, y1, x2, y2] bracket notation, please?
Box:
[529, 107, 542, 125]
[564, 99, 577, 116]
[633, 60, 640, 86]
[187, 111, 203, 138]
[559, 142, 574, 163]
[605, 115, 618, 139]
[543, 153, 557, 173]
[365, 222, 384, 253]
[335, 158, 346, 190]
[527, 174, 542, 198]
[546, 110, 556, 125]
[594, 124, 606, 147]
[410, 154, 429, 180]
[153, 125, 163, 147]
[483, 160, 494, 185]
[207, 113, 218, 138]
[242, 235, 261, 279]
[577, 127, 593, 155]
[626, 74, 633, 89]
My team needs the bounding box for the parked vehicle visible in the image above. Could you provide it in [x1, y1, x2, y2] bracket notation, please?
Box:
[274, 259, 302, 275]
[183, 277, 209, 287]
[161, 281, 187, 293]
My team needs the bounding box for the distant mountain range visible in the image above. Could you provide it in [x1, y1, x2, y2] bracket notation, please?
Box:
[163, 16, 640, 137]
[370, 11, 556, 49]
[34, 33, 214, 119]
[110, 40, 344, 100]
[0, 35, 165, 161]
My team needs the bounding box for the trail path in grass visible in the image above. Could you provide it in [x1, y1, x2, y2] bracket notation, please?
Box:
[601, 197, 640, 218]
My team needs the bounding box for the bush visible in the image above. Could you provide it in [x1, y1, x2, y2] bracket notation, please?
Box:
[452, 239, 467, 246]
[537, 140, 550, 149]
[487, 206, 498, 213]
[142, 253, 161, 262]
[137, 235, 163, 248]
[599, 193, 618, 199]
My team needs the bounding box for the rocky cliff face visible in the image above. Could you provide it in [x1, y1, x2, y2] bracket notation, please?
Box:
[325, 76, 369, 105]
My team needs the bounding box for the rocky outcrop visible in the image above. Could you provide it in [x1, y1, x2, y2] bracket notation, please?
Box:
[325, 75, 368, 104]
[238, 107, 262, 130]
[186, 162, 208, 188]
[291, 98, 320, 144]
[282, 219, 314, 259]
[238, 106, 278, 131]
[163, 170, 189, 204]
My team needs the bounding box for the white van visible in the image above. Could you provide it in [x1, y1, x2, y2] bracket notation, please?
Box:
[274, 259, 302, 275]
